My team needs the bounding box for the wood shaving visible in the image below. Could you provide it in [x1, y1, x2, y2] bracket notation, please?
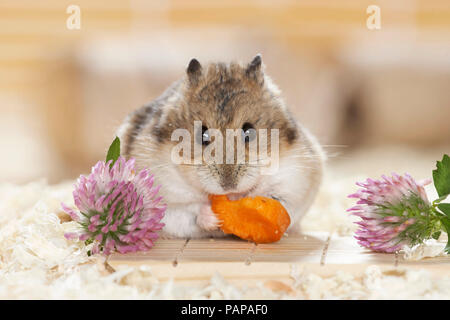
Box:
[401, 239, 447, 261]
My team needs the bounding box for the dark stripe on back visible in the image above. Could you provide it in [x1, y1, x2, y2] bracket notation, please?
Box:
[123, 80, 182, 156]
[123, 104, 155, 156]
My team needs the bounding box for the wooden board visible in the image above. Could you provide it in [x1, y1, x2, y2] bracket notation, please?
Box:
[108, 232, 450, 285]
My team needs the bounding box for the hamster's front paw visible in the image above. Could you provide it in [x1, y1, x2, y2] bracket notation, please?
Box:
[197, 204, 221, 231]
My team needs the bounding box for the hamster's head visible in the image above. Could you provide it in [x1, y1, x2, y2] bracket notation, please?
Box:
[157, 55, 300, 196]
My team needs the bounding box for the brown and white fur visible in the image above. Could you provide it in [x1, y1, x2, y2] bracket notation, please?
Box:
[117, 55, 324, 239]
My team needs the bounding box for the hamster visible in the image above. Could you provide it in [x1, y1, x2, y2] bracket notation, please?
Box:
[117, 55, 325, 239]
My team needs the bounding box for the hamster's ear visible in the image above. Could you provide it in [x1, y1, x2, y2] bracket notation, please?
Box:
[246, 54, 264, 83]
[186, 58, 202, 85]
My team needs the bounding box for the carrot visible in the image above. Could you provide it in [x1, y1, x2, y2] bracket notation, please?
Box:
[209, 195, 291, 243]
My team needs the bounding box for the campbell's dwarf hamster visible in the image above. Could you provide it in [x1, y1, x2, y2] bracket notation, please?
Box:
[117, 55, 325, 239]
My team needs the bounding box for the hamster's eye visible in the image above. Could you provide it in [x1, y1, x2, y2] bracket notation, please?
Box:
[242, 122, 256, 143]
[195, 125, 210, 145]
[201, 126, 210, 146]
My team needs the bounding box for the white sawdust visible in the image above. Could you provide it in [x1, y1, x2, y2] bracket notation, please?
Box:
[401, 238, 447, 261]
[289, 265, 450, 299]
[0, 175, 448, 299]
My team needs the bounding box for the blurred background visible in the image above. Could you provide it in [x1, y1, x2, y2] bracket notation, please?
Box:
[1, 0, 450, 184]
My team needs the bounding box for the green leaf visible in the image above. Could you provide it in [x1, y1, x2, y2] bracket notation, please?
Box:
[106, 137, 121, 166]
[432, 231, 441, 240]
[438, 203, 450, 218]
[433, 154, 450, 198]
[441, 217, 450, 254]
[433, 194, 449, 205]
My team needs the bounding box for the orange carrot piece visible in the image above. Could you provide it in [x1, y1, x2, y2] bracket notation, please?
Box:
[209, 195, 291, 243]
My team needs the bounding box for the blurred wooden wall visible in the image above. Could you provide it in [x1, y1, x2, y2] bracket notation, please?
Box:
[3, 0, 450, 100]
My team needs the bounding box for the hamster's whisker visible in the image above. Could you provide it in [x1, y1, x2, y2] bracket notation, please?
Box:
[319, 144, 348, 148]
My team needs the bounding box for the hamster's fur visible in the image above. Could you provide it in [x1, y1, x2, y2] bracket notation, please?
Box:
[117, 55, 325, 239]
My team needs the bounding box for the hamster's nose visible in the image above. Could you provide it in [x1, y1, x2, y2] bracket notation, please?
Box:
[218, 165, 238, 191]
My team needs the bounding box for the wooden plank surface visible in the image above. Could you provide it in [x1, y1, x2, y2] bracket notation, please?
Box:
[108, 233, 450, 285]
